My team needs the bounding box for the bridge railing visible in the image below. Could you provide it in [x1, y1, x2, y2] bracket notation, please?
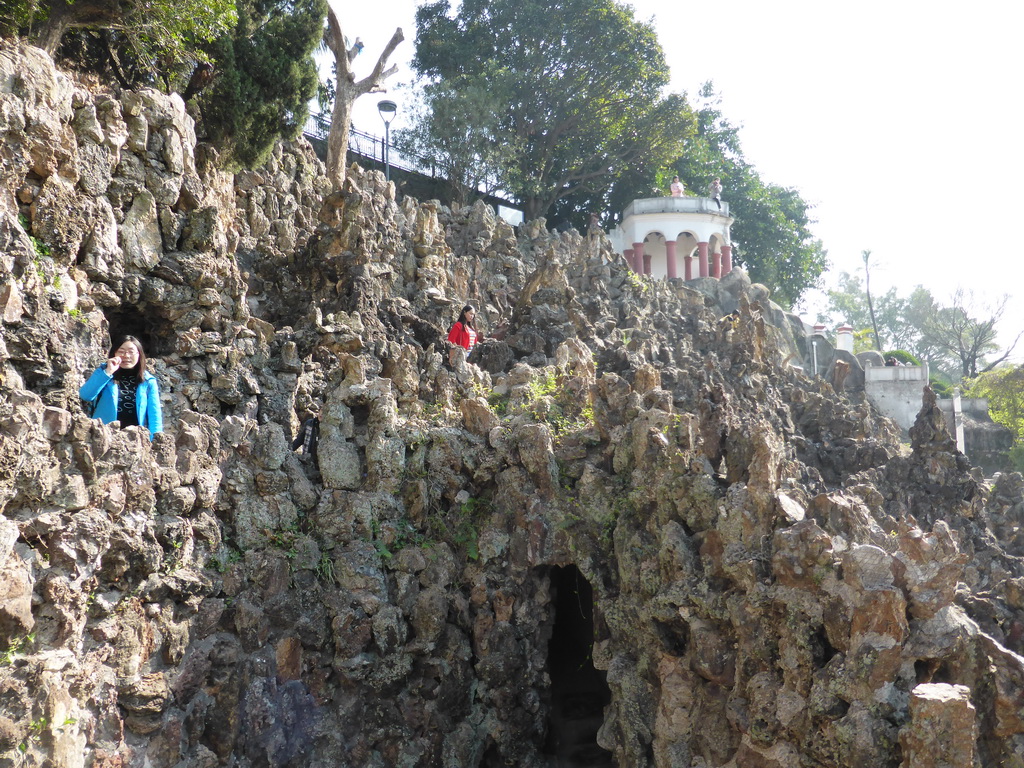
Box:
[302, 110, 520, 211]
[302, 111, 437, 178]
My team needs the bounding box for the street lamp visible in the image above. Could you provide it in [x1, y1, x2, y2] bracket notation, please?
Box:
[377, 99, 397, 181]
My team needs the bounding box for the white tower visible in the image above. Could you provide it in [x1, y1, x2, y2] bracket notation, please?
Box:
[608, 196, 734, 280]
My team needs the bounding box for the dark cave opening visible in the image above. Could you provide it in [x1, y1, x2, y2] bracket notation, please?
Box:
[542, 565, 614, 767]
[103, 304, 174, 357]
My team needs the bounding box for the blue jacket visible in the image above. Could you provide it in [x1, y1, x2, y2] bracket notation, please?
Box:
[80, 367, 163, 439]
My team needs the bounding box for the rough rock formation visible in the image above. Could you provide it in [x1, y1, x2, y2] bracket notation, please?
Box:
[3, 41, 1024, 768]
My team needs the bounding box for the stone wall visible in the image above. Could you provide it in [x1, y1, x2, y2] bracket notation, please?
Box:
[3, 40, 1024, 768]
[864, 364, 932, 432]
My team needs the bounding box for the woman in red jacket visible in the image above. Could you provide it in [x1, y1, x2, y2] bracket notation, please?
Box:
[447, 304, 480, 364]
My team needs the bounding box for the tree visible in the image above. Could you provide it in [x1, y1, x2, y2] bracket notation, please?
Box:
[394, 69, 519, 205]
[963, 366, 1024, 465]
[914, 289, 1023, 379]
[547, 91, 692, 230]
[14, 0, 236, 58]
[673, 84, 828, 309]
[862, 250, 882, 351]
[322, 4, 404, 189]
[411, 0, 692, 222]
[821, 271, 919, 351]
[821, 280, 1022, 382]
[10, 0, 329, 171]
[197, 0, 328, 169]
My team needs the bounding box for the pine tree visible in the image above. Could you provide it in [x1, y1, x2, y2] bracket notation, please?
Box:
[197, 0, 328, 170]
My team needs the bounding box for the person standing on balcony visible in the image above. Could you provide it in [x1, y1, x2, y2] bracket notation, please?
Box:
[670, 176, 684, 197]
[709, 177, 723, 209]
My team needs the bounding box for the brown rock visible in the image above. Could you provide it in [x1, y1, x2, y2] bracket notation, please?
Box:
[0, 280, 23, 323]
[900, 683, 976, 768]
[772, 519, 833, 588]
[460, 396, 500, 436]
[275, 636, 302, 682]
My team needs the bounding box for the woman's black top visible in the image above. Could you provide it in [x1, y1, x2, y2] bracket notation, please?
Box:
[115, 370, 140, 427]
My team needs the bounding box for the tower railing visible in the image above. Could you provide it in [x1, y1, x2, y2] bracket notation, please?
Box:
[623, 196, 730, 218]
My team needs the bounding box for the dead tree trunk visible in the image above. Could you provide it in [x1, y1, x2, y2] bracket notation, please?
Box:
[323, 6, 404, 190]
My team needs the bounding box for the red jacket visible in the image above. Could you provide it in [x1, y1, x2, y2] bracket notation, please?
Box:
[447, 321, 478, 350]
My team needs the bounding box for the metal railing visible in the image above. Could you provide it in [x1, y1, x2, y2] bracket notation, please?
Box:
[301, 109, 522, 212]
[623, 196, 731, 218]
[302, 110, 437, 179]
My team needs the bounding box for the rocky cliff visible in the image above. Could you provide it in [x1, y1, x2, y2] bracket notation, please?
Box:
[2, 41, 1024, 768]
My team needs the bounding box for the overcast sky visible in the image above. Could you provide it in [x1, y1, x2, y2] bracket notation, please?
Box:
[331, 0, 1024, 360]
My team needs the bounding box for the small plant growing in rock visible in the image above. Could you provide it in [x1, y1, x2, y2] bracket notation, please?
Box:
[18, 213, 55, 287]
[316, 553, 337, 584]
[456, 497, 490, 561]
[370, 518, 427, 561]
[460, 529, 479, 560]
[625, 271, 648, 294]
[525, 370, 558, 401]
[487, 391, 510, 416]
[18, 717, 48, 754]
[551, 404, 595, 437]
[0, 633, 35, 666]
[207, 548, 243, 573]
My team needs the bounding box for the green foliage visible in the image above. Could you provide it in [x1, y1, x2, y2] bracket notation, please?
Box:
[512, 368, 596, 440]
[18, 214, 50, 261]
[206, 548, 243, 573]
[551, 405, 595, 437]
[624, 271, 649, 294]
[0, 633, 35, 666]
[17, 716, 47, 754]
[411, 0, 693, 221]
[417, 495, 489, 561]
[885, 350, 920, 365]
[914, 289, 1018, 380]
[963, 366, 1024, 444]
[455, 498, 485, 561]
[13, 0, 236, 67]
[12, 0, 325, 171]
[846, 328, 875, 354]
[822, 274, 926, 353]
[487, 391, 510, 416]
[524, 370, 558, 402]
[1, 0, 34, 35]
[315, 552, 336, 584]
[198, 0, 327, 169]
[822, 278, 1021, 382]
[395, 71, 521, 205]
[964, 365, 1024, 470]
[670, 84, 827, 308]
[1010, 444, 1024, 474]
[369, 518, 427, 561]
[929, 377, 954, 398]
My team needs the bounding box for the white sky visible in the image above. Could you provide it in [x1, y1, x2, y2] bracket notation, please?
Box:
[331, 0, 1024, 361]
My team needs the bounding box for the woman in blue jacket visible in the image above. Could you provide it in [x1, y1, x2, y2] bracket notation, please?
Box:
[80, 335, 163, 438]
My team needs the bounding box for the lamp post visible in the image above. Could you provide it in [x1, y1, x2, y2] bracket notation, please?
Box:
[377, 99, 397, 181]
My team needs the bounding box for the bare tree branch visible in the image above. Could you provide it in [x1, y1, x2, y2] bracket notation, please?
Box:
[980, 329, 1024, 374]
[324, 5, 404, 189]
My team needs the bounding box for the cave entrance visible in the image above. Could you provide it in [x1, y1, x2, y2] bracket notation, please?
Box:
[542, 565, 614, 767]
[103, 304, 174, 357]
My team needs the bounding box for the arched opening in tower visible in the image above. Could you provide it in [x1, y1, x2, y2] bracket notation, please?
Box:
[542, 565, 614, 767]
